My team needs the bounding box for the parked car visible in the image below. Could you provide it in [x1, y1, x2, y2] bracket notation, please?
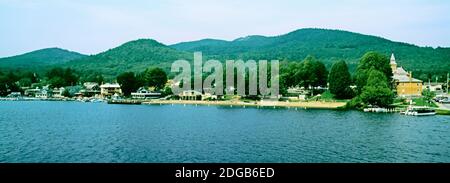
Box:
[434, 96, 448, 102]
[440, 98, 450, 104]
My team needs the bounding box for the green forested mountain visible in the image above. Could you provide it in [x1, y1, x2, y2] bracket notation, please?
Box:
[1, 29, 448, 80]
[0, 48, 86, 70]
[171, 28, 450, 73]
[62, 39, 192, 78]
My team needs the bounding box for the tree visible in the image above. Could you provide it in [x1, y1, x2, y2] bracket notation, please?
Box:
[0, 71, 20, 95]
[18, 78, 32, 87]
[310, 58, 328, 88]
[46, 67, 78, 87]
[22, 71, 39, 83]
[117, 72, 139, 96]
[279, 56, 329, 97]
[328, 60, 353, 99]
[46, 67, 64, 79]
[5, 71, 18, 83]
[63, 68, 78, 86]
[355, 52, 392, 94]
[161, 86, 172, 97]
[82, 72, 104, 84]
[0, 83, 7, 97]
[62, 89, 71, 98]
[49, 77, 66, 88]
[143, 67, 168, 90]
[280, 62, 301, 89]
[360, 70, 394, 108]
[422, 89, 436, 106]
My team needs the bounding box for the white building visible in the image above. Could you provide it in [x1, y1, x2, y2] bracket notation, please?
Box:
[179, 90, 202, 100]
[52, 87, 65, 98]
[131, 87, 161, 99]
[35, 89, 52, 99]
[100, 83, 122, 97]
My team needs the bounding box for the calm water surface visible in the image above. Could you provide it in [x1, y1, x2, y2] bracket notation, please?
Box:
[0, 101, 449, 163]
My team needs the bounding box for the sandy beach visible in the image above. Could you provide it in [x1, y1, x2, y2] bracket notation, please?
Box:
[142, 100, 347, 109]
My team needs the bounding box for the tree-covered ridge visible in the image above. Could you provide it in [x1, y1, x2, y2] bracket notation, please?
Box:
[0, 48, 86, 70]
[63, 39, 192, 78]
[1, 28, 448, 81]
[171, 28, 450, 73]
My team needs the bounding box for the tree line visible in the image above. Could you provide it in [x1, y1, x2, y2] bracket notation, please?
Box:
[280, 51, 395, 108]
[0, 66, 169, 97]
[0, 51, 416, 109]
[116, 67, 168, 96]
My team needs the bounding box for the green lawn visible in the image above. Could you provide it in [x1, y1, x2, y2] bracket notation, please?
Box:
[436, 109, 450, 115]
[319, 91, 350, 102]
[412, 98, 438, 107]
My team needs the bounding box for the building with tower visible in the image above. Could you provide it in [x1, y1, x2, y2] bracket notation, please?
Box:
[390, 53, 423, 97]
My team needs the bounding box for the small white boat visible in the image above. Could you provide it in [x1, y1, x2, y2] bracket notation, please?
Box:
[363, 107, 389, 113]
[400, 106, 436, 116]
[90, 99, 105, 103]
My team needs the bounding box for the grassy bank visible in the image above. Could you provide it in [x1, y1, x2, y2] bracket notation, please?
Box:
[436, 109, 450, 115]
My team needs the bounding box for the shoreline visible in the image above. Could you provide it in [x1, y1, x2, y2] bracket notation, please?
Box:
[2, 97, 449, 115]
[142, 100, 347, 109]
[0, 97, 347, 109]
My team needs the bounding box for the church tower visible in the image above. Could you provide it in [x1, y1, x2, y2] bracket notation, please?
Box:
[390, 53, 397, 74]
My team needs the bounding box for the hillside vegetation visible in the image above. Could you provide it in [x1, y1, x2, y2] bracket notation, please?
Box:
[0, 48, 86, 71]
[172, 28, 450, 73]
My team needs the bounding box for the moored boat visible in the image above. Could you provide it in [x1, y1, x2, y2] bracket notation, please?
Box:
[363, 107, 390, 113]
[400, 106, 436, 116]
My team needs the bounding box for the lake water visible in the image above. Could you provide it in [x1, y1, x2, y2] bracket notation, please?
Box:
[0, 101, 449, 163]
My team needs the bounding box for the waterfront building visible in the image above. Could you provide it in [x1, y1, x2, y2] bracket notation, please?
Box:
[24, 88, 41, 97]
[80, 82, 101, 97]
[201, 92, 218, 100]
[179, 90, 202, 100]
[7, 92, 22, 98]
[35, 88, 52, 98]
[100, 83, 122, 98]
[390, 54, 423, 97]
[287, 87, 310, 100]
[52, 87, 65, 98]
[202, 88, 220, 100]
[131, 87, 161, 99]
[423, 82, 444, 94]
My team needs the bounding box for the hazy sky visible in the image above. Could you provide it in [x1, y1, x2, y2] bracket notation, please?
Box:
[1, 0, 449, 57]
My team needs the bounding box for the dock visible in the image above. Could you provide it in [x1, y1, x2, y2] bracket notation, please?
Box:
[107, 100, 142, 105]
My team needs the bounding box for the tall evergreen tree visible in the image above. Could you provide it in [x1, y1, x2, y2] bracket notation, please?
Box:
[142, 67, 168, 90]
[117, 72, 139, 96]
[328, 60, 353, 99]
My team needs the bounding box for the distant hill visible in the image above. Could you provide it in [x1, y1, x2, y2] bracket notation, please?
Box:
[0, 48, 86, 71]
[171, 28, 450, 72]
[63, 39, 192, 78]
[1, 29, 448, 78]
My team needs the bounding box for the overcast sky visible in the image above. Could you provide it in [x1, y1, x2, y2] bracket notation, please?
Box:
[1, 0, 449, 57]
